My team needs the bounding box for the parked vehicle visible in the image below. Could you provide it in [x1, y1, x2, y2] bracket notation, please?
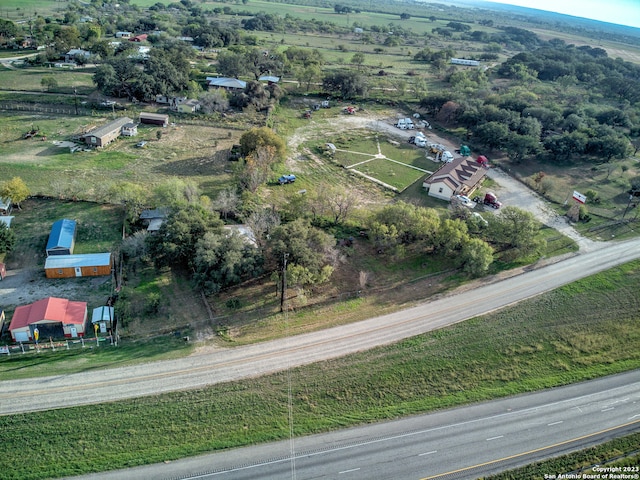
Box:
[482, 192, 502, 209]
[395, 118, 407, 129]
[452, 194, 475, 208]
[278, 174, 296, 184]
[342, 106, 357, 114]
[321, 100, 330, 108]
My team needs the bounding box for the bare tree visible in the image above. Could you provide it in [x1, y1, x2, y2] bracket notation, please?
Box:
[244, 208, 281, 249]
[214, 187, 240, 220]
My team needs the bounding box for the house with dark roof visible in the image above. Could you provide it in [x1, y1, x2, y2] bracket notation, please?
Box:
[46, 219, 77, 256]
[140, 208, 168, 233]
[422, 157, 486, 201]
[9, 297, 88, 341]
[83, 117, 134, 147]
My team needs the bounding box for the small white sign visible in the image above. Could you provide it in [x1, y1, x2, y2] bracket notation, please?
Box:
[572, 191, 586, 204]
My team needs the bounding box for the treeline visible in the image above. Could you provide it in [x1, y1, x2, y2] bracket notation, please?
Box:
[417, 41, 638, 164]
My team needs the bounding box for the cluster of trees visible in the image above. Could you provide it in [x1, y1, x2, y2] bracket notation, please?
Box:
[367, 202, 542, 276]
[417, 40, 637, 164]
[499, 44, 640, 104]
[140, 201, 337, 295]
[93, 43, 193, 100]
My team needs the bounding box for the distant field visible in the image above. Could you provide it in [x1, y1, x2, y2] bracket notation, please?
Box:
[0, 0, 66, 19]
[0, 66, 95, 94]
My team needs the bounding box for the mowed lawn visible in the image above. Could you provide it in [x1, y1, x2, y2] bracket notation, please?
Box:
[1, 259, 639, 479]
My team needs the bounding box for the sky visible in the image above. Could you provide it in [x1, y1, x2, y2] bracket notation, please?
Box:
[486, 0, 640, 29]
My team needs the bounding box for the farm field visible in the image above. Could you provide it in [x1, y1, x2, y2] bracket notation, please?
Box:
[0, 112, 242, 199]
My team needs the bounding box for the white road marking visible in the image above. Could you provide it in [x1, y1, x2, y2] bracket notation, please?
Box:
[486, 435, 504, 441]
[548, 421, 563, 426]
[628, 414, 640, 420]
[339, 467, 361, 474]
[419, 450, 438, 456]
[601, 407, 615, 412]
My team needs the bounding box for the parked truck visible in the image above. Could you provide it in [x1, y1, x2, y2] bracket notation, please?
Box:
[481, 192, 502, 209]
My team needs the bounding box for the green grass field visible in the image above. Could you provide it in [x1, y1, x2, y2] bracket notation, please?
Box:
[2, 259, 639, 479]
[351, 157, 425, 190]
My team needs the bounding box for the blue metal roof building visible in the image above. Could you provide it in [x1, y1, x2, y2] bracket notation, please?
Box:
[46, 219, 77, 256]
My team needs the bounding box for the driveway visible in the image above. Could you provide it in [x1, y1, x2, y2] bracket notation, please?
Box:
[0, 268, 110, 309]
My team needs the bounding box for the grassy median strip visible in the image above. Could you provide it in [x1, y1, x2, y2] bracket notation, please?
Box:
[484, 432, 640, 480]
[2, 260, 640, 479]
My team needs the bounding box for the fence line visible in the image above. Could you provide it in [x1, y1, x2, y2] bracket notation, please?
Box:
[1, 336, 113, 356]
[0, 102, 90, 116]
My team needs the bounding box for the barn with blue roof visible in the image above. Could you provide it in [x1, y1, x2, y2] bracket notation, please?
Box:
[46, 219, 77, 256]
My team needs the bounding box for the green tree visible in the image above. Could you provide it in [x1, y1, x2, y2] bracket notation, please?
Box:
[148, 205, 223, 269]
[152, 178, 201, 208]
[351, 52, 365, 70]
[108, 181, 147, 224]
[40, 76, 58, 92]
[193, 231, 263, 294]
[297, 64, 321, 91]
[0, 223, 16, 254]
[1, 177, 29, 209]
[239, 127, 286, 160]
[322, 71, 368, 99]
[458, 237, 493, 276]
[268, 218, 336, 277]
[472, 121, 509, 151]
[433, 218, 468, 256]
[369, 202, 440, 253]
[504, 132, 540, 163]
[488, 206, 544, 260]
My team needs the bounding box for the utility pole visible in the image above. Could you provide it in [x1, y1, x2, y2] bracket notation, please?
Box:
[280, 253, 288, 313]
[73, 87, 78, 115]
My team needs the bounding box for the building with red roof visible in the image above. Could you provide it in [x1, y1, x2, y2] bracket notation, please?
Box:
[9, 297, 88, 342]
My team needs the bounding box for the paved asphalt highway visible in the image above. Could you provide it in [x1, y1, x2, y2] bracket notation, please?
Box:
[78, 370, 640, 480]
[2, 237, 640, 415]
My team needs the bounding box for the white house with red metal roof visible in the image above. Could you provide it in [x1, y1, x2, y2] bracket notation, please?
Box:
[9, 297, 88, 342]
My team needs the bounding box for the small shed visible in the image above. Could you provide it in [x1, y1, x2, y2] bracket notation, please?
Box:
[92, 306, 114, 333]
[140, 208, 168, 233]
[9, 297, 88, 341]
[121, 123, 138, 137]
[0, 216, 14, 228]
[139, 112, 169, 127]
[46, 219, 77, 256]
[45, 253, 112, 279]
[175, 99, 201, 113]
